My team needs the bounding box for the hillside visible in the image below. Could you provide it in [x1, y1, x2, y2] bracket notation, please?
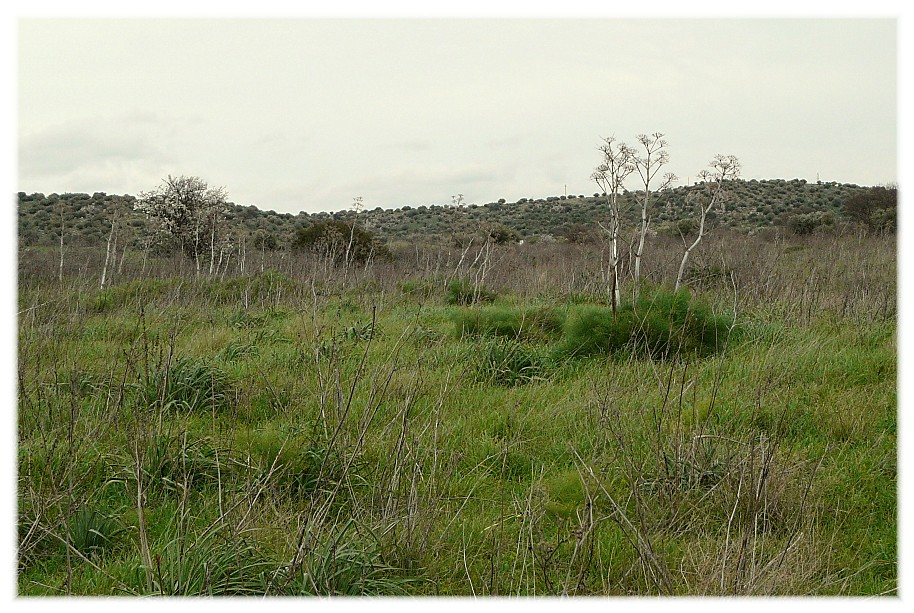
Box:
[17, 178, 873, 250]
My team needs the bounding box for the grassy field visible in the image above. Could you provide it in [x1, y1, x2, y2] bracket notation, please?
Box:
[16, 232, 896, 596]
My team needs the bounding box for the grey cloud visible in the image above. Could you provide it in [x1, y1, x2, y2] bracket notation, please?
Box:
[19, 120, 171, 178]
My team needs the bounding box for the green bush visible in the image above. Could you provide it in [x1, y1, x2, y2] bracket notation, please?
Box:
[141, 527, 272, 595]
[208, 270, 297, 305]
[236, 428, 346, 497]
[554, 306, 636, 359]
[276, 519, 416, 595]
[293, 220, 389, 263]
[399, 278, 436, 299]
[91, 278, 171, 313]
[554, 289, 735, 360]
[452, 305, 564, 340]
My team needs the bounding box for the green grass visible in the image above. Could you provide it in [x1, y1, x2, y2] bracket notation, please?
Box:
[17, 258, 896, 596]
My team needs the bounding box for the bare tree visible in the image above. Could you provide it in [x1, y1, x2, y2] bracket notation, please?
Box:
[57, 202, 66, 282]
[345, 196, 364, 269]
[592, 137, 636, 313]
[448, 193, 474, 281]
[99, 210, 119, 290]
[674, 155, 741, 291]
[632, 133, 676, 295]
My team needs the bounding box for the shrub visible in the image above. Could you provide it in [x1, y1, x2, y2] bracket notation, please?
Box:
[141, 432, 224, 497]
[399, 279, 436, 299]
[682, 264, 733, 289]
[788, 211, 834, 235]
[276, 519, 416, 595]
[91, 278, 171, 313]
[554, 289, 735, 360]
[632, 287, 734, 357]
[209, 270, 297, 305]
[843, 186, 897, 232]
[141, 527, 272, 595]
[555, 306, 636, 359]
[235, 427, 346, 497]
[293, 220, 388, 263]
[488, 223, 520, 245]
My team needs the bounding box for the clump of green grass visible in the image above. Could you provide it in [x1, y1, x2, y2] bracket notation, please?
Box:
[207, 270, 298, 305]
[66, 506, 124, 560]
[140, 357, 231, 414]
[452, 305, 564, 340]
[142, 433, 222, 493]
[555, 288, 735, 359]
[477, 340, 548, 386]
[142, 527, 273, 596]
[91, 278, 172, 313]
[218, 338, 259, 362]
[277, 520, 417, 595]
[230, 307, 290, 329]
[399, 278, 436, 299]
[235, 427, 346, 497]
[446, 278, 497, 306]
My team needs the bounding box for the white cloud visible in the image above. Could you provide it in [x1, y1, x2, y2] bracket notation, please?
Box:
[17, 18, 897, 213]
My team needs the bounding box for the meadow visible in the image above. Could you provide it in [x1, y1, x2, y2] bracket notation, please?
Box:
[16, 231, 896, 596]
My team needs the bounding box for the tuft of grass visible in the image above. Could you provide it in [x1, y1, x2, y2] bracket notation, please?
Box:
[66, 507, 124, 560]
[554, 288, 735, 360]
[142, 432, 222, 493]
[143, 528, 273, 596]
[399, 279, 436, 299]
[90, 278, 172, 313]
[234, 427, 346, 497]
[446, 278, 497, 306]
[452, 305, 565, 341]
[277, 519, 419, 596]
[477, 340, 548, 386]
[140, 357, 231, 414]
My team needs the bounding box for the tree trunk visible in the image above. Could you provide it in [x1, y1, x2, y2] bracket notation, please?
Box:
[117, 238, 128, 277]
[100, 214, 117, 290]
[239, 234, 246, 276]
[209, 215, 216, 277]
[634, 195, 648, 292]
[58, 211, 65, 283]
[675, 204, 712, 292]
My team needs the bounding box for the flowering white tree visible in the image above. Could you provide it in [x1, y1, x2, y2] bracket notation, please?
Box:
[134, 175, 228, 276]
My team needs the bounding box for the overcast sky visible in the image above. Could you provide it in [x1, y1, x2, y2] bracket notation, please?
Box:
[17, 17, 897, 214]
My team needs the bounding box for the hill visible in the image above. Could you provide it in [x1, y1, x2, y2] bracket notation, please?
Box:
[17, 178, 874, 250]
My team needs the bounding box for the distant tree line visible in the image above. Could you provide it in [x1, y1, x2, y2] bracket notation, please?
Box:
[17, 179, 889, 255]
